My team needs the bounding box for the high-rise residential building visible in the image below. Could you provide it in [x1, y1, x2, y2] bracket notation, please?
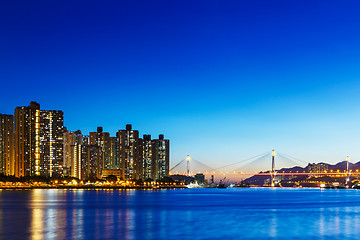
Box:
[40, 110, 64, 177]
[117, 124, 142, 180]
[90, 127, 111, 171]
[138, 135, 143, 178]
[64, 129, 103, 180]
[65, 130, 103, 180]
[109, 136, 119, 169]
[85, 144, 102, 179]
[0, 114, 14, 175]
[10, 101, 170, 181]
[194, 173, 205, 184]
[79, 135, 90, 179]
[63, 128, 74, 175]
[63, 129, 83, 178]
[141, 134, 170, 180]
[152, 134, 170, 180]
[14, 101, 64, 177]
[142, 134, 154, 180]
[14, 101, 41, 177]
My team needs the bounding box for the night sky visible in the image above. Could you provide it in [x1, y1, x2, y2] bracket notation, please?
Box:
[1, 0, 360, 169]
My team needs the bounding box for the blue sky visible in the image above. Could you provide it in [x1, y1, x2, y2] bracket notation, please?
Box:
[1, 0, 360, 170]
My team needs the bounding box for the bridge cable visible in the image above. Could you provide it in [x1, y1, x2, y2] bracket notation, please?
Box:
[234, 153, 271, 172]
[276, 153, 305, 167]
[210, 152, 271, 171]
[191, 158, 215, 172]
[277, 152, 309, 164]
[170, 158, 187, 172]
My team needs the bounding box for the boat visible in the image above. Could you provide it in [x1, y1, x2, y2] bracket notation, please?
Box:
[186, 182, 218, 188]
[217, 178, 227, 188]
[186, 182, 205, 188]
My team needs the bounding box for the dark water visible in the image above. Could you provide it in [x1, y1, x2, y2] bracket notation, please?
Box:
[1, 188, 360, 240]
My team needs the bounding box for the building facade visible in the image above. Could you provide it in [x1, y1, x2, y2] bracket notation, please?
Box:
[40, 110, 64, 177]
[109, 136, 119, 170]
[14, 102, 64, 177]
[79, 135, 90, 179]
[63, 128, 74, 175]
[64, 130, 84, 179]
[142, 134, 154, 180]
[90, 127, 111, 171]
[7, 101, 170, 181]
[117, 124, 142, 180]
[64, 130, 103, 180]
[152, 134, 170, 180]
[86, 144, 102, 179]
[14, 101, 41, 177]
[0, 114, 14, 175]
[307, 163, 329, 173]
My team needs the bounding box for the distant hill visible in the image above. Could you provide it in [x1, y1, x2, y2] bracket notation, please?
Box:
[244, 161, 360, 186]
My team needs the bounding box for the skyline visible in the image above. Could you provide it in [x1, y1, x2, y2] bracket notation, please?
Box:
[2, 1, 360, 168]
[1, 101, 170, 181]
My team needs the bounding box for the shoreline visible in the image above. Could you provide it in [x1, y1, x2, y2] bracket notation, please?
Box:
[0, 186, 187, 190]
[0, 186, 358, 190]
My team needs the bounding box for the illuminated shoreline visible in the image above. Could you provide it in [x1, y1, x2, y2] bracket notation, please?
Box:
[0, 185, 186, 190]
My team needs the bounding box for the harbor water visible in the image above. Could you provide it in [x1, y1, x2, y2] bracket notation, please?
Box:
[1, 188, 360, 240]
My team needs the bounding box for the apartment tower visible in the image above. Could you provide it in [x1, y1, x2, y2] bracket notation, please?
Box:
[0, 114, 14, 175]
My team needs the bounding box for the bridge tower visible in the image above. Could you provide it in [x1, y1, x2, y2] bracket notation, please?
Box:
[187, 155, 191, 177]
[346, 155, 350, 184]
[271, 150, 275, 187]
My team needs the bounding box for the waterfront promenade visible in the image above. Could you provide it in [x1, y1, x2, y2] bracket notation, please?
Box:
[1, 188, 359, 240]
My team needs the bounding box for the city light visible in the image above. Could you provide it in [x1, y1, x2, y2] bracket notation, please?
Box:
[0, 102, 173, 189]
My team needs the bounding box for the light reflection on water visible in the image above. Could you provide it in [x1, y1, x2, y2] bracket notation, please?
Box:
[1, 188, 360, 239]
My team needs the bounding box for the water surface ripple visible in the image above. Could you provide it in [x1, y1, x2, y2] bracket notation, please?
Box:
[1, 188, 360, 240]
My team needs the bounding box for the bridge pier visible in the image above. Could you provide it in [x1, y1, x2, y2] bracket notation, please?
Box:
[187, 155, 190, 177]
[271, 150, 275, 187]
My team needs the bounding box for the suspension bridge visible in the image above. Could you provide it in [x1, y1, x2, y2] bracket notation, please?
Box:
[170, 150, 360, 183]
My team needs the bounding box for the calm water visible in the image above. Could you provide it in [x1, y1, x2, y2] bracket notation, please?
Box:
[1, 188, 360, 240]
